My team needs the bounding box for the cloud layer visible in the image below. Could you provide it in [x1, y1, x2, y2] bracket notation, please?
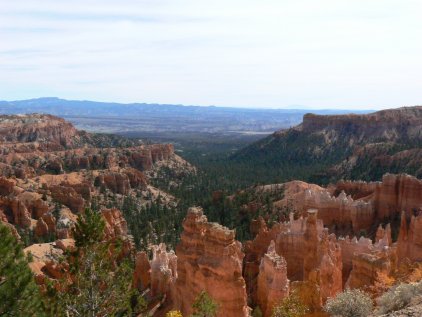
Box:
[1, 0, 421, 109]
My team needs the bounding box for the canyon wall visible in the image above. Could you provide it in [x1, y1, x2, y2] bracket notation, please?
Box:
[301, 107, 422, 139]
[0, 114, 79, 147]
[397, 211, 422, 262]
[375, 174, 422, 219]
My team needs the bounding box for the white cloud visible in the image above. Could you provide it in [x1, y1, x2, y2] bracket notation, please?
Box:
[0, 0, 421, 109]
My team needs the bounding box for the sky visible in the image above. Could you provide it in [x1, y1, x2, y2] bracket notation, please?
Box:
[0, 0, 421, 109]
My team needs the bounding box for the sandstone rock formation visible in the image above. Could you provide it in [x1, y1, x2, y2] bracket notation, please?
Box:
[101, 208, 128, 238]
[0, 114, 79, 147]
[174, 207, 249, 317]
[346, 248, 396, 290]
[150, 243, 177, 298]
[338, 236, 373, 285]
[300, 209, 342, 309]
[375, 174, 422, 219]
[301, 107, 422, 139]
[49, 185, 85, 213]
[245, 210, 343, 312]
[250, 174, 422, 238]
[257, 240, 289, 317]
[244, 218, 284, 304]
[0, 114, 192, 244]
[397, 211, 422, 262]
[24, 239, 75, 288]
[134, 251, 151, 291]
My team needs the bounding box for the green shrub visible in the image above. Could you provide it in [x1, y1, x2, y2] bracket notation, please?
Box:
[377, 281, 422, 314]
[271, 294, 308, 317]
[191, 291, 218, 317]
[324, 289, 373, 317]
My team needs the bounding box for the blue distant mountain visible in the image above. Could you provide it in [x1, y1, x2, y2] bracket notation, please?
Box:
[0, 97, 372, 134]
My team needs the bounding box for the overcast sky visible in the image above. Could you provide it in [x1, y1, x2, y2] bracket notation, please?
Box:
[1, 0, 421, 109]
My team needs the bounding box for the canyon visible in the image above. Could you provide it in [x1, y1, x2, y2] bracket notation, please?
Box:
[129, 174, 422, 316]
[2, 110, 422, 316]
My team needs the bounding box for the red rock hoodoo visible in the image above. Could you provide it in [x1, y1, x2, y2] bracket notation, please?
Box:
[173, 207, 249, 317]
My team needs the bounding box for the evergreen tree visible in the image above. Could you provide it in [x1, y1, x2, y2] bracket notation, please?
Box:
[47, 208, 146, 317]
[191, 291, 218, 317]
[0, 223, 45, 316]
[73, 207, 105, 248]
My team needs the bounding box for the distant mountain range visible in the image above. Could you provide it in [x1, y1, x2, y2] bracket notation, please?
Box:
[0, 97, 371, 135]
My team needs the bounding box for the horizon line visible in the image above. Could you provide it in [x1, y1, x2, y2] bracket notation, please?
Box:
[0, 96, 386, 112]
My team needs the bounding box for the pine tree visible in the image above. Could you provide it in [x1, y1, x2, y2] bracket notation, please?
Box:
[191, 291, 218, 317]
[47, 208, 146, 316]
[73, 208, 105, 248]
[0, 223, 45, 316]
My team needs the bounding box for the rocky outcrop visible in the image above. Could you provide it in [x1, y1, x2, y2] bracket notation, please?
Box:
[34, 217, 49, 237]
[301, 107, 422, 139]
[174, 207, 249, 317]
[334, 179, 377, 200]
[338, 236, 373, 286]
[134, 251, 151, 291]
[150, 243, 177, 298]
[302, 188, 374, 234]
[257, 241, 289, 317]
[301, 210, 343, 309]
[0, 176, 16, 196]
[276, 213, 325, 282]
[346, 248, 396, 290]
[0, 197, 32, 227]
[34, 213, 56, 237]
[16, 192, 49, 219]
[375, 174, 422, 219]
[94, 169, 146, 195]
[24, 239, 75, 288]
[49, 185, 85, 213]
[0, 114, 79, 147]
[263, 174, 422, 237]
[123, 168, 147, 189]
[244, 218, 284, 303]
[345, 224, 396, 290]
[244, 212, 323, 305]
[101, 208, 128, 238]
[96, 172, 131, 195]
[397, 211, 422, 262]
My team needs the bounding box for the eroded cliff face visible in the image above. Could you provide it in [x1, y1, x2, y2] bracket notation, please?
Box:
[375, 174, 422, 219]
[397, 211, 422, 262]
[237, 106, 422, 182]
[244, 210, 342, 312]
[301, 107, 422, 140]
[0, 114, 193, 244]
[244, 218, 285, 304]
[173, 207, 249, 317]
[219, 173, 422, 313]
[255, 174, 422, 238]
[0, 114, 79, 147]
[344, 223, 396, 291]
